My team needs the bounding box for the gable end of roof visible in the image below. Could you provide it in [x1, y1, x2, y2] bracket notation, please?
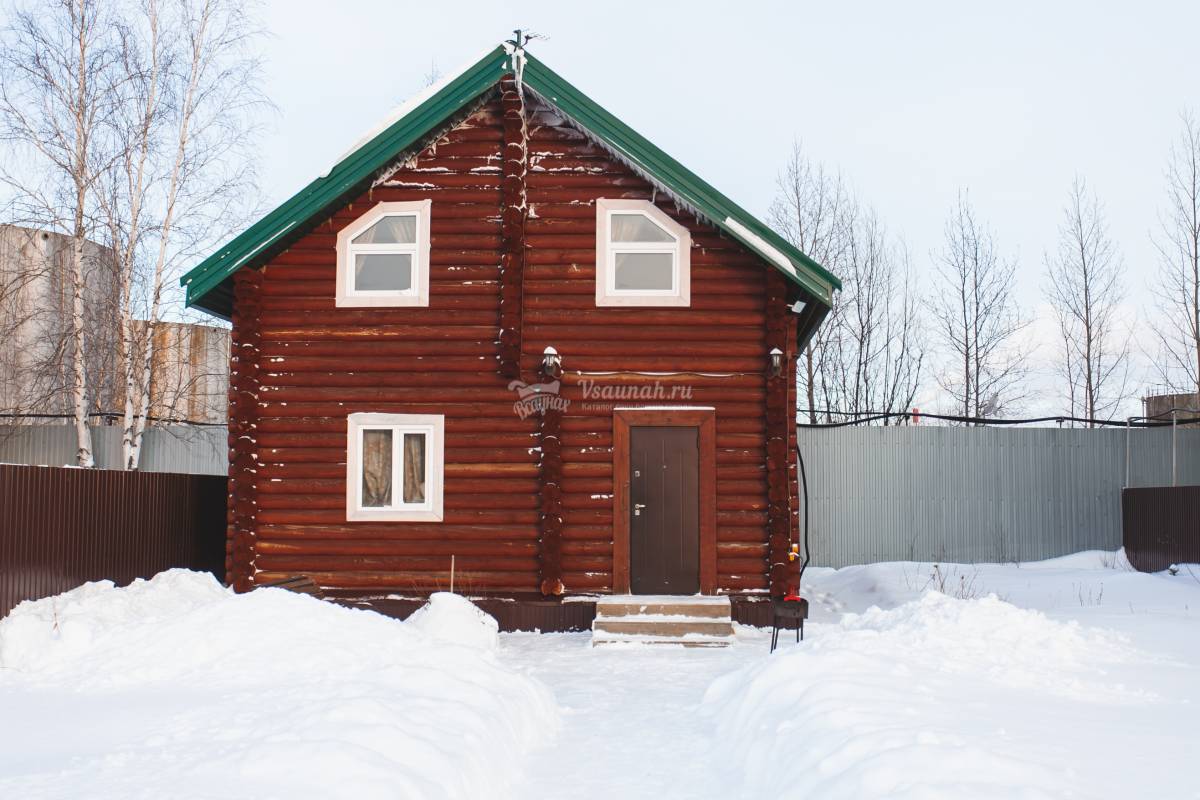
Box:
[181, 44, 839, 318]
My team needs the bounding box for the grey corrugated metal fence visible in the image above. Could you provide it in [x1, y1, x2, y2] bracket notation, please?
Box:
[0, 424, 226, 475]
[0, 464, 227, 617]
[798, 425, 1200, 567]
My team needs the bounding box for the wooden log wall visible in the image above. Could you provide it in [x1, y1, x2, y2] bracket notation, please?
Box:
[497, 77, 526, 379]
[228, 88, 801, 597]
[516, 95, 777, 595]
[227, 270, 262, 593]
[538, 356, 565, 595]
[765, 271, 798, 597]
[239, 97, 543, 595]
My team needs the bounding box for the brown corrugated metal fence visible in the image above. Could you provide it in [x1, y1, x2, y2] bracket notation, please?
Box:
[0, 464, 226, 617]
[1122, 485, 1200, 572]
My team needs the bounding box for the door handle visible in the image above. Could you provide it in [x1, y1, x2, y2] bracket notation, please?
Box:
[633, 502, 647, 516]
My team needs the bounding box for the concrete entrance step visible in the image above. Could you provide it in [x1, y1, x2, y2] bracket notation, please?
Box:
[592, 595, 733, 647]
[594, 617, 734, 637]
[594, 595, 732, 619]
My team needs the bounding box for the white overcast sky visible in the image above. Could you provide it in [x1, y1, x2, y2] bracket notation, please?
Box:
[254, 0, 1197, 415]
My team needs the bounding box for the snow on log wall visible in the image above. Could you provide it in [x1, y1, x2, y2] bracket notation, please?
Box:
[517, 95, 782, 595]
[237, 97, 537, 594]
[226, 89, 795, 597]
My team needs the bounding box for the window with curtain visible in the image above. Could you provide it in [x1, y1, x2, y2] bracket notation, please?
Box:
[347, 413, 443, 521]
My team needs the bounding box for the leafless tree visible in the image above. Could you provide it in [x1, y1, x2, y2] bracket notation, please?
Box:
[0, 0, 128, 465]
[769, 142, 853, 422]
[1151, 110, 1200, 398]
[1044, 177, 1131, 423]
[422, 58, 442, 88]
[818, 208, 925, 421]
[770, 143, 925, 422]
[2, 0, 262, 468]
[932, 191, 1030, 418]
[97, 0, 264, 468]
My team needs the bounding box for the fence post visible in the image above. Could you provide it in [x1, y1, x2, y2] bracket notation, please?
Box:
[1124, 418, 1131, 489]
[1172, 410, 1178, 487]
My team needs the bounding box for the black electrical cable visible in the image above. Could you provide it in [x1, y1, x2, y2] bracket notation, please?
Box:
[797, 409, 1200, 429]
[796, 442, 810, 591]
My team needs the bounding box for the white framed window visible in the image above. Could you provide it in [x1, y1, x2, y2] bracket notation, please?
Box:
[336, 200, 431, 307]
[346, 412, 444, 521]
[595, 198, 691, 307]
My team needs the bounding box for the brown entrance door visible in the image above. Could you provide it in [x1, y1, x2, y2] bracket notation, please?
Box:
[629, 426, 700, 594]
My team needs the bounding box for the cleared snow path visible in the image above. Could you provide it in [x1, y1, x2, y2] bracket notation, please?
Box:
[506, 552, 1200, 800]
[503, 633, 762, 799]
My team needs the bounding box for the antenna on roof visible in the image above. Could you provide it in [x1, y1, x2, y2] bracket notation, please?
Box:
[503, 29, 545, 93]
[504, 29, 545, 53]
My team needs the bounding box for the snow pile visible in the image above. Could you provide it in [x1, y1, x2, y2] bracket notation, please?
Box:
[406, 591, 499, 650]
[0, 568, 230, 676]
[705, 591, 1159, 800]
[0, 571, 557, 799]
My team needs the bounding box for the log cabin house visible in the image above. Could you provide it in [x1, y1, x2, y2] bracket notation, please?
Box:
[181, 41, 841, 632]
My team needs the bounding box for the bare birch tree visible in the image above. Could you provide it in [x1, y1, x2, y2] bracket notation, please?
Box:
[933, 191, 1030, 418]
[2, 0, 263, 467]
[770, 143, 925, 423]
[1044, 177, 1131, 422]
[0, 0, 125, 465]
[98, 0, 264, 468]
[1151, 110, 1200, 398]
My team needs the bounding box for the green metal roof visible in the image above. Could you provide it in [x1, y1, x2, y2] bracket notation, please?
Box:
[181, 44, 840, 318]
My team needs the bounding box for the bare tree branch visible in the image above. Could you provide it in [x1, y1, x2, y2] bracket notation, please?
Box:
[1045, 176, 1132, 423]
[932, 191, 1031, 418]
[770, 142, 925, 422]
[1151, 109, 1200, 399]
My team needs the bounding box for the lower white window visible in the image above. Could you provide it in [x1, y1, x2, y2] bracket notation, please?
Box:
[346, 413, 443, 521]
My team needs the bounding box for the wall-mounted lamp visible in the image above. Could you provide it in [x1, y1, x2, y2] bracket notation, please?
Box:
[768, 347, 784, 378]
[542, 346, 562, 378]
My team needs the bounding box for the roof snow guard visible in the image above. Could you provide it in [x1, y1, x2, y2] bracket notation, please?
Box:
[181, 43, 841, 320]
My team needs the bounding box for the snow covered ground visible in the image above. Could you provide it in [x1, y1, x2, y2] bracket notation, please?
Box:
[0, 573, 557, 799]
[1, 552, 1197, 799]
[510, 551, 1200, 800]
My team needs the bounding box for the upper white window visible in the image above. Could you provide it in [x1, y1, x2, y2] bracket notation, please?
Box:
[595, 198, 691, 307]
[336, 200, 431, 307]
[346, 412, 444, 521]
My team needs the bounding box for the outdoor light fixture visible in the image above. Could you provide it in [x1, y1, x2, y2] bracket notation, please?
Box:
[768, 347, 784, 378]
[542, 346, 562, 378]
